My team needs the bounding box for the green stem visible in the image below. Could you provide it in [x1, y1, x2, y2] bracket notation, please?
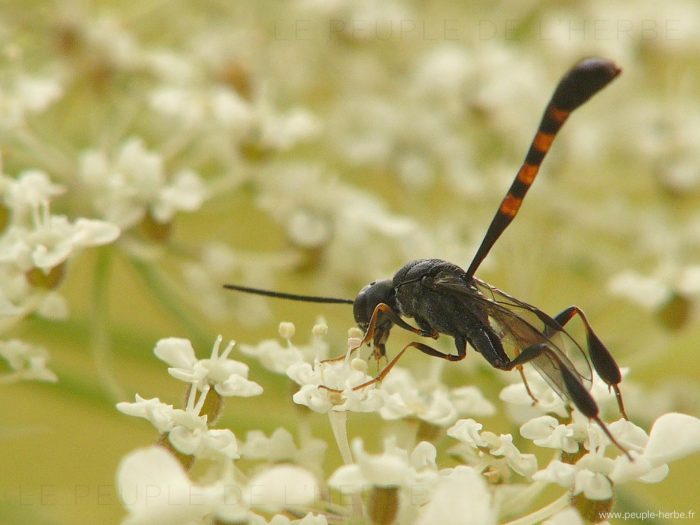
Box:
[328, 411, 364, 520]
[503, 492, 571, 525]
[13, 127, 75, 180]
[0, 373, 21, 384]
[500, 480, 547, 518]
[90, 246, 125, 402]
[128, 254, 211, 348]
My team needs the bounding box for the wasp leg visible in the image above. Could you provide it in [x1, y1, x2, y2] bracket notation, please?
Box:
[321, 337, 468, 394]
[406, 337, 466, 362]
[320, 302, 392, 364]
[351, 338, 464, 391]
[505, 343, 633, 461]
[322, 302, 437, 364]
[468, 325, 539, 404]
[365, 303, 439, 339]
[321, 337, 465, 398]
[320, 343, 412, 394]
[515, 364, 539, 406]
[550, 306, 628, 420]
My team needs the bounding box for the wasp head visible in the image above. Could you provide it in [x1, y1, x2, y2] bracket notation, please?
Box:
[352, 279, 395, 331]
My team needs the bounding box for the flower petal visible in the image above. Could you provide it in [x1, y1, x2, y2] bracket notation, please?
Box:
[643, 413, 700, 466]
[216, 375, 264, 397]
[327, 464, 365, 494]
[248, 465, 318, 511]
[415, 466, 496, 525]
[117, 446, 213, 525]
[154, 338, 197, 368]
[447, 418, 487, 448]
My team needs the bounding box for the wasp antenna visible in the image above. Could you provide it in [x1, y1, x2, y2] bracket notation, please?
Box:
[465, 58, 621, 279]
[223, 283, 354, 305]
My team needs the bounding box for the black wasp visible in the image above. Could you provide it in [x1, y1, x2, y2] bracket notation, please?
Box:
[226, 58, 632, 459]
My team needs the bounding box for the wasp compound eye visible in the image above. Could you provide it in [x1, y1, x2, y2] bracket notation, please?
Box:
[353, 279, 394, 330]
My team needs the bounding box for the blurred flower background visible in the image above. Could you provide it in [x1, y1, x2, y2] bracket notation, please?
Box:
[1, 0, 699, 524]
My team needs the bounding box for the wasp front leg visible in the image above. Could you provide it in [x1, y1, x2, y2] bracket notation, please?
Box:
[322, 338, 465, 395]
[322, 302, 436, 364]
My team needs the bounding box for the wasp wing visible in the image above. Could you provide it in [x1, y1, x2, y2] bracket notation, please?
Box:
[432, 275, 593, 402]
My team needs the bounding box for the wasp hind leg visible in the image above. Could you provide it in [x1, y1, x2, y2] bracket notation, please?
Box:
[505, 343, 633, 461]
[550, 306, 628, 420]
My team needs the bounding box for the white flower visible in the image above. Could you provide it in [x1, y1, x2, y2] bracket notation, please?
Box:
[451, 386, 497, 417]
[0, 201, 120, 273]
[626, 103, 700, 194]
[79, 138, 207, 229]
[240, 319, 330, 374]
[81, 15, 143, 70]
[255, 164, 414, 283]
[150, 84, 255, 134]
[378, 367, 495, 426]
[181, 243, 295, 324]
[490, 434, 539, 478]
[499, 368, 569, 422]
[0, 75, 63, 129]
[447, 419, 538, 478]
[241, 338, 306, 374]
[534, 453, 615, 500]
[533, 413, 700, 501]
[251, 513, 328, 525]
[520, 414, 588, 455]
[168, 387, 240, 460]
[447, 418, 487, 448]
[169, 423, 239, 461]
[119, 446, 325, 523]
[16, 76, 63, 113]
[256, 105, 321, 151]
[119, 447, 326, 525]
[148, 38, 325, 152]
[248, 465, 319, 512]
[411, 45, 473, 106]
[638, 413, 700, 464]
[609, 266, 700, 310]
[609, 413, 700, 484]
[117, 387, 239, 460]
[116, 394, 177, 433]
[287, 357, 385, 413]
[0, 169, 64, 223]
[328, 438, 438, 498]
[0, 339, 57, 383]
[0, 281, 25, 317]
[379, 368, 455, 424]
[117, 446, 225, 525]
[414, 466, 497, 525]
[151, 169, 207, 222]
[0, 192, 113, 316]
[154, 336, 263, 397]
[240, 427, 327, 474]
[278, 321, 296, 340]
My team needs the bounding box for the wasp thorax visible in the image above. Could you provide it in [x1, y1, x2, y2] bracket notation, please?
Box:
[353, 279, 394, 330]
